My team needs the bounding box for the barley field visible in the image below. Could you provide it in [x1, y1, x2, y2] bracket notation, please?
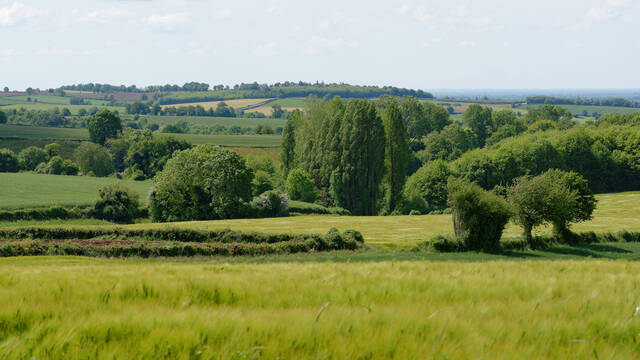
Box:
[0, 257, 638, 358]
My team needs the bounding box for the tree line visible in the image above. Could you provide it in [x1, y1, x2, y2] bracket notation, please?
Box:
[526, 96, 640, 108]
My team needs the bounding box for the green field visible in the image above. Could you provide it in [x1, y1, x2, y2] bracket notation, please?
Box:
[136, 115, 287, 129]
[0, 124, 281, 148]
[0, 124, 88, 140]
[0, 257, 638, 358]
[0, 173, 153, 209]
[168, 133, 281, 147]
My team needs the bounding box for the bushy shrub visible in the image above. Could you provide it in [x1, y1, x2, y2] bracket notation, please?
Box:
[150, 145, 253, 222]
[44, 143, 62, 158]
[18, 146, 48, 171]
[287, 201, 351, 215]
[74, 142, 115, 177]
[0, 149, 19, 172]
[89, 183, 140, 223]
[252, 191, 289, 218]
[447, 177, 511, 252]
[402, 160, 450, 213]
[35, 156, 78, 175]
[0, 206, 88, 221]
[285, 169, 317, 202]
[429, 235, 465, 252]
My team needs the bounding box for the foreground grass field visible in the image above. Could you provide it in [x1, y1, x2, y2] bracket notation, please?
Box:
[0, 124, 88, 141]
[0, 257, 639, 358]
[113, 192, 640, 247]
[0, 173, 152, 209]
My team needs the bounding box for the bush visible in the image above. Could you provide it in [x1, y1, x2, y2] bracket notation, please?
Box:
[88, 109, 122, 145]
[89, 183, 141, 223]
[35, 156, 78, 175]
[0, 149, 19, 172]
[447, 177, 511, 252]
[150, 145, 254, 222]
[18, 146, 48, 171]
[287, 201, 351, 215]
[74, 142, 115, 177]
[252, 191, 289, 218]
[0, 206, 88, 222]
[402, 160, 450, 213]
[44, 143, 62, 158]
[429, 235, 465, 252]
[285, 169, 317, 202]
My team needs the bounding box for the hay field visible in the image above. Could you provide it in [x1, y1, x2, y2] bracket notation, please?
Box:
[160, 98, 272, 110]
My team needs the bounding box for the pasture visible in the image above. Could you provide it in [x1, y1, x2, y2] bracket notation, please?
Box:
[168, 133, 281, 147]
[0, 173, 152, 209]
[7, 191, 635, 248]
[160, 98, 272, 110]
[0, 124, 88, 141]
[0, 257, 639, 358]
[138, 114, 287, 129]
[114, 192, 640, 247]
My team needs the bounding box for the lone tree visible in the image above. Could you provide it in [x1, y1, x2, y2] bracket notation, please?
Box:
[88, 109, 122, 145]
[508, 169, 597, 245]
[0, 110, 6, 124]
[280, 110, 302, 177]
[150, 145, 254, 222]
[447, 177, 511, 252]
[74, 143, 115, 177]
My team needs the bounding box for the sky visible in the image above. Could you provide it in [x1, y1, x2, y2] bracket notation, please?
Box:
[1, 0, 639, 91]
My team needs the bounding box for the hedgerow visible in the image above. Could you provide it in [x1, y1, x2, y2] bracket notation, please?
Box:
[0, 227, 364, 258]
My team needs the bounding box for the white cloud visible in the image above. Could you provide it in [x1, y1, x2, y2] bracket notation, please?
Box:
[253, 42, 279, 56]
[306, 36, 360, 54]
[395, 5, 436, 22]
[213, 9, 233, 19]
[587, 0, 633, 23]
[267, 5, 284, 15]
[318, 11, 353, 29]
[0, 48, 21, 59]
[146, 12, 189, 30]
[456, 40, 476, 47]
[0, 2, 48, 27]
[167, 0, 187, 6]
[36, 47, 97, 56]
[84, 7, 130, 24]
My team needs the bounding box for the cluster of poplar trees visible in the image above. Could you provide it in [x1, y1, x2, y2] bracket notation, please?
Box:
[281, 96, 449, 215]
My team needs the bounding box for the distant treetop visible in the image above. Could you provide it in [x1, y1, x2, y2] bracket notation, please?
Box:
[55, 81, 433, 102]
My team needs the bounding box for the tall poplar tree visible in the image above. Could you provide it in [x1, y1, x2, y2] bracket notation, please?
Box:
[280, 109, 302, 177]
[382, 100, 410, 212]
[332, 100, 385, 215]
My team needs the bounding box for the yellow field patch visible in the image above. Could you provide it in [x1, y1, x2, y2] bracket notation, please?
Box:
[247, 106, 302, 116]
[161, 98, 273, 110]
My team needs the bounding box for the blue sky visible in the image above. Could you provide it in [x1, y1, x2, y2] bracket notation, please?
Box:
[1, 0, 639, 91]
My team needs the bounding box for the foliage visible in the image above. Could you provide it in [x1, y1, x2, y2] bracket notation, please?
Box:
[125, 136, 192, 179]
[285, 169, 317, 203]
[18, 146, 48, 171]
[0, 206, 88, 222]
[280, 110, 303, 176]
[447, 177, 511, 251]
[331, 100, 386, 215]
[252, 170, 274, 196]
[419, 124, 478, 162]
[150, 145, 254, 222]
[87, 109, 122, 145]
[403, 160, 450, 213]
[0, 149, 19, 172]
[252, 191, 289, 218]
[287, 200, 351, 215]
[35, 156, 78, 175]
[524, 104, 573, 125]
[462, 104, 493, 146]
[89, 183, 141, 223]
[382, 100, 410, 212]
[44, 142, 62, 158]
[0, 110, 6, 124]
[397, 97, 451, 139]
[74, 142, 115, 177]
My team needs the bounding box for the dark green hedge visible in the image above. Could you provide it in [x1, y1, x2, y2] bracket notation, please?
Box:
[425, 231, 640, 253]
[0, 227, 365, 258]
[0, 206, 88, 222]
